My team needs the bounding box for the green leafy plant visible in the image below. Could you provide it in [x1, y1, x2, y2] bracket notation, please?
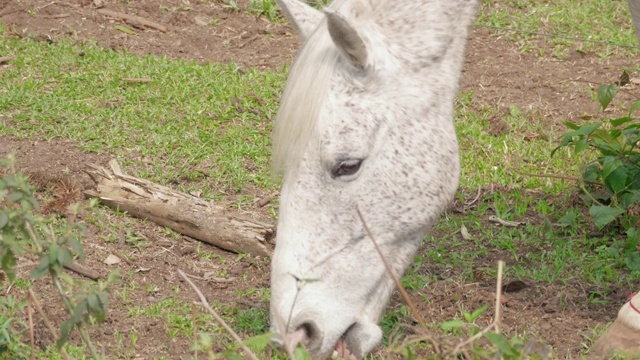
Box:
[554, 78, 640, 270]
[555, 82, 640, 228]
[0, 155, 116, 358]
[249, 0, 281, 22]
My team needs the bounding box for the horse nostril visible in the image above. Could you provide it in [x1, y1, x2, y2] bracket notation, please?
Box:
[298, 321, 320, 344]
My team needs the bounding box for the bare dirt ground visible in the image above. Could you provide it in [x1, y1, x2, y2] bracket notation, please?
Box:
[1, 0, 639, 358]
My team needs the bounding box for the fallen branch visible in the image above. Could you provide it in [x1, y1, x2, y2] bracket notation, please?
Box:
[64, 260, 101, 280]
[0, 56, 14, 64]
[178, 269, 260, 360]
[85, 160, 273, 257]
[97, 9, 167, 32]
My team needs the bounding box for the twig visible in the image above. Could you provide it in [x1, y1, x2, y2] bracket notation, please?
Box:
[463, 135, 490, 159]
[36, 1, 56, 11]
[256, 191, 278, 208]
[28, 289, 71, 360]
[177, 269, 260, 360]
[97, 9, 167, 32]
[64, 260, 101, 280]
[450, 260, 505, 356]
[0, 56, 14, 64]
[27, 298, 34, 360]
[192, 303, 198, 359]
[464, 186, 483, 207]
[355, 206, 441, 354]
[120, 78, 153, 83]
[494, 261, 503, 334]
[271, 306, 298, 360]
[515, 170, 581, 182]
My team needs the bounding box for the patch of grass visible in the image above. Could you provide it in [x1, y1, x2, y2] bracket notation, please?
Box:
[0, 29, 286, 194]
[478, 0, 639, 57]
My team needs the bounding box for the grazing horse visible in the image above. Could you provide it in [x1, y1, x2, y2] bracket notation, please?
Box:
[269, 0, 479, 357]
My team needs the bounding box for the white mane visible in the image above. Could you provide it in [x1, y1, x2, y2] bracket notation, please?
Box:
[271, 17, 341, 176]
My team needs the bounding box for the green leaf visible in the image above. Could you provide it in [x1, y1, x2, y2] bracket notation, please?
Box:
[625, 252, 640, 271]
[574, 137, 588, 153]
[485, 332, 519, 357]
[0, 211, 8, 228]
[114, 25, 136, 35]
[563, 121, 581, 130]
[243, 332, 273, 351]
[604, 165, 627, 193]
[569, 123, 602, 137]
[87, 294, 106, 322]
[597, 83, 619, 111]
[69, 238, 85, 260]
[589, 205, 624, 229]
[293, 346, 313, 360]
[31, 256, 50, 279]
[441, 319, 465, 330]
[57, 319, 75, 348]
[6, 191, 22, 203]
[57, 247, 73, 266]
[1, 250, 17, 282]
[610, 117, 633, 127]
[625, 227, 639, 253]
[629, 100, 640, 116]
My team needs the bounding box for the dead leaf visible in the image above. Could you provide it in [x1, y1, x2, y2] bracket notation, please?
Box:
[460, 223, 473, 240]
[489, 215, 525, 227]
[104, 254, 121, 265]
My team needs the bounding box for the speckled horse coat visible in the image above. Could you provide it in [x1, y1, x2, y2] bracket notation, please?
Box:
[269, 0, 479, 358]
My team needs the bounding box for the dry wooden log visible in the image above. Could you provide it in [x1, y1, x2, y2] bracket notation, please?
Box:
[85, 160, 273, 257]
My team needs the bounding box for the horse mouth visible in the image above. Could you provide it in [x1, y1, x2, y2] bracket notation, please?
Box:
[332, 337, 357, 360]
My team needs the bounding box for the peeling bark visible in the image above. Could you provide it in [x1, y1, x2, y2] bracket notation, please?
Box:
[85, 160, 274, 257]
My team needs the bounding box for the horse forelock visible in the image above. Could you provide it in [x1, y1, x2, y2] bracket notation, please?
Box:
[271, 18, 341, 176]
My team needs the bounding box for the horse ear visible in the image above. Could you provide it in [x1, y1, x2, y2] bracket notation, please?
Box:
[324, 8, 368, 69]
[276, 0, 323, 40]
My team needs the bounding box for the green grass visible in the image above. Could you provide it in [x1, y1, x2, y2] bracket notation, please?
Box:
[0, 28, 286, 196]
[477, 0, 639, 57]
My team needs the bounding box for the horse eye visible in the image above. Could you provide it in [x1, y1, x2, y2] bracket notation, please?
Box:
[332, 159, 363, 178]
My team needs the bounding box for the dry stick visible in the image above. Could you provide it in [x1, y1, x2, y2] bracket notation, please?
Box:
[64, 260, 101, 280]
[120, 78, 153, 83]
[27, 299, 35, 360]
[28, 289, 72, 360]
[0, 56, 13, 64]
[271, 306, 298, 360]
[192, 303, 198, 360]
[450, 260, 505, 356]
[494, 261, 504, 333]
[97, 9, 167, 32]
[177, 269, 260, 360]
[355, 206, 441, 354]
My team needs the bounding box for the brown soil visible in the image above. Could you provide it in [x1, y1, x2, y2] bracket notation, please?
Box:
[1, 0, 639, 359]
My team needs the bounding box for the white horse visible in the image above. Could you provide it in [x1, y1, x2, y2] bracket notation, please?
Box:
[269, 0, 479, 358]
